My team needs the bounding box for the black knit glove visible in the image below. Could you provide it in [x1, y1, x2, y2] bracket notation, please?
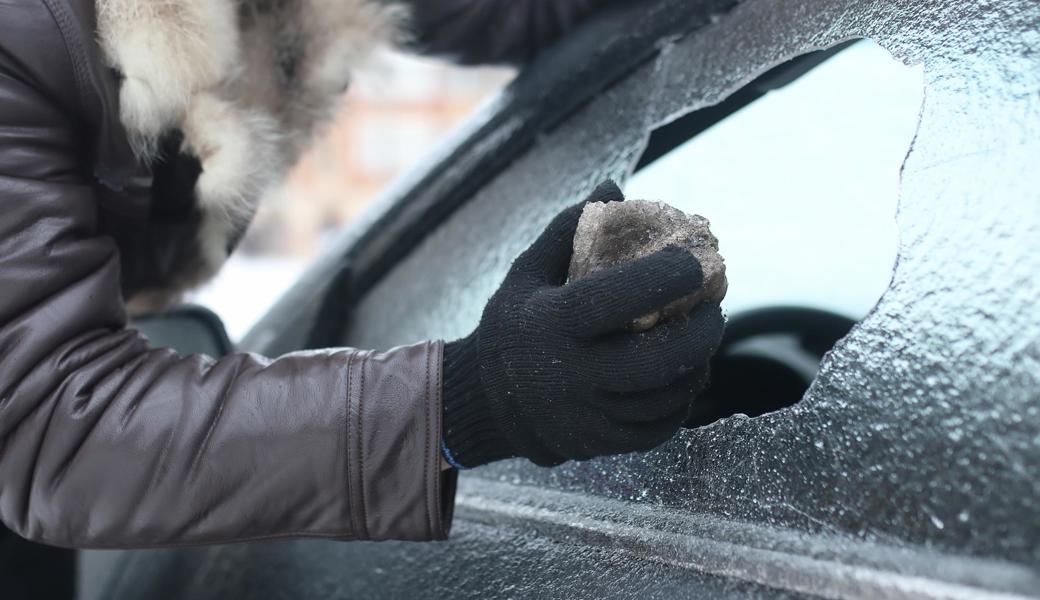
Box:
[442, 182, 725, 468]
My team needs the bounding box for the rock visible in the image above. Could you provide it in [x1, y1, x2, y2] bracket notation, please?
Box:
[568, 200, 727, 331]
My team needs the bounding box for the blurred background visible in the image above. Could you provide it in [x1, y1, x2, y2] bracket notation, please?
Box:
[189, 51, 514, 339]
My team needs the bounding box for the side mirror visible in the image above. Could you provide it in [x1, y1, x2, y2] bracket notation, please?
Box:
[132, 304, 234, 357]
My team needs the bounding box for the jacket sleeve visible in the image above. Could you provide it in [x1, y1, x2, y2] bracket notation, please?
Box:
[406, 0, 621, 65]
[0, 10, 454, 550]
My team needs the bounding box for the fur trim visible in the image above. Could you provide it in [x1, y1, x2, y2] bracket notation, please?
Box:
[96, 0, 404, 310]
[234, 0, 406, 155]
[96, 0, 240, 155]
[182, 93, 283, 281]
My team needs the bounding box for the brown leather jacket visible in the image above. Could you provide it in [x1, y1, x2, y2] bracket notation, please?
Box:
[0, 0, 612, 551]
[0, 0, 457, 549]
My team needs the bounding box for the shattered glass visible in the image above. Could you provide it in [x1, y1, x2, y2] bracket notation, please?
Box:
[626, 41, 921, 320]
[347, 0, 1040, 573]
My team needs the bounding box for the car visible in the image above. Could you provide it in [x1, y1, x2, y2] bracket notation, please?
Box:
[82, 0, 1040, 597]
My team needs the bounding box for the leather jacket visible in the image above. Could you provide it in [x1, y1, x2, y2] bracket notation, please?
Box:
[0, 0, 457, 549]
[0, 0, 613, 549]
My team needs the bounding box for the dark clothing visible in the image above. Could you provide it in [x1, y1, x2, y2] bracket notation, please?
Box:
[0, 528, 75, 599]
[409, 0, 620, 64]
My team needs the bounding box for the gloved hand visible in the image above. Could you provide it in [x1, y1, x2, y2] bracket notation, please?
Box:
[441, 181, 725, 468]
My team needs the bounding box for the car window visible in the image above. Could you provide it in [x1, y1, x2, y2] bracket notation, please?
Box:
[345, 42, 924, 421]
[111, 1, 1039, 597]
[339, 0, 1037, 572]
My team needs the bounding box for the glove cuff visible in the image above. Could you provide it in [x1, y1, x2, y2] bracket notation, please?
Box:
[442, 333, 516, 468]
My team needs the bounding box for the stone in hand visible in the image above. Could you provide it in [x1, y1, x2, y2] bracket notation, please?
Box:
[569, 200, 727, 331]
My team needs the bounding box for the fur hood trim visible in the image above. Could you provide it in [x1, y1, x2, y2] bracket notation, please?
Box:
[95, 0, 404, 310]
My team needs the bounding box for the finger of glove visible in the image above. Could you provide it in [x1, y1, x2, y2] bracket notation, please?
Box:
[513, 202, 585, 285]
[620, 410, 689, 453]
[584, 179, 625, 204]
[586, 303, 725, 393]
[590, 370, 708, 423]
[514, 181, 623, 284]
[591, 405, 689, 455]
[544, 247, 705, 338]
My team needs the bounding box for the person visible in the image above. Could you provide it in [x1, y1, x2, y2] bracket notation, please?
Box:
[0, 0, 724, 596]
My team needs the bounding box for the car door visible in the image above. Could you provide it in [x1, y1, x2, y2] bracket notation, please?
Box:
[83, 0, 1040, 598]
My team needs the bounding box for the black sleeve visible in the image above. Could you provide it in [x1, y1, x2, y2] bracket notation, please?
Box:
[405, 0, 621, 65]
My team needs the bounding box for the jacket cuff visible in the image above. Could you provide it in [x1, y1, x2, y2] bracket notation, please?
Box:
[345, 340, 456, 541]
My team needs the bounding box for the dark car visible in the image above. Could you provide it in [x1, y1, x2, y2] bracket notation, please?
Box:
[82, 0, 1040, 597]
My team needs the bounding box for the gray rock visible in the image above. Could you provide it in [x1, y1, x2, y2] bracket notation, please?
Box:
[568, 200, 727, 331]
